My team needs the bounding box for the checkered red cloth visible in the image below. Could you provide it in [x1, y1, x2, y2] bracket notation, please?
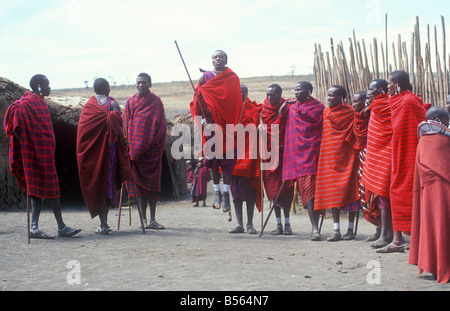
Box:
[345, 111, 369, 150]
[3, 92, 60, 198]
[282, 98, 324, 181]
[123, 92, 166, 196]
[314, 103, 360, 211]
[261, 98, 294, 206]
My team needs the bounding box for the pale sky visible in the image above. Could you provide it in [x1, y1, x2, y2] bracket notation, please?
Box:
[1, 0, 449, 89]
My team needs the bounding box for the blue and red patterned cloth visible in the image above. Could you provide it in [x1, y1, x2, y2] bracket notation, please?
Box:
[4, 91, 60, 198]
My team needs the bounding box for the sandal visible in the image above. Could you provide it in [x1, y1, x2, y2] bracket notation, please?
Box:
[229, 225, 244, 234]
[370, 239, 391, 249]
[30, 229, 55, 239]
[375, 243, 405, 253]
[58, 226, 81, 238]
[327, 232, 342, 242]
[271, 224, 283, 235]
[283, 224, 292, 236]
[147, 221, 165, 230]
[95, 227, 110, 235]
[310, 230, 321, 241]
[247, 225, 257, 235]
[342, 231, 355, 240]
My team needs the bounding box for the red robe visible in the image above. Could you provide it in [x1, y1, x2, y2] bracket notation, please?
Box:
[315, 103, 359, 211]
[409, 133, 450, 284]
[361, 94, 392, 225]
[389, 91, 426, 231]
[190, 68, 242, 158]
[3, 92, 60, 198]
[77, 96, 132, 218]
[231, 98, 263, 211]
[261, 98, 293, 207]
[123, 91, 166, 198]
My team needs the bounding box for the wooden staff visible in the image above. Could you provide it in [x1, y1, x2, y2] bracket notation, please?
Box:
[291, 181, 297, 215]
[26, 190, 30, 244]
[118, 106, 146, 233]
[174, 40, 207, 118]
[259, 180, 286, 237]
[259, 115, 264, 229]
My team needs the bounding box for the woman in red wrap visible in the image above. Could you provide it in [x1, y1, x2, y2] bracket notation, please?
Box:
[376, 71, 427, 253]
[4, 74, 80, 239]
[77, 78, 132, 235]
[409, 107, 450, 284]
[123, 73, 166, 230]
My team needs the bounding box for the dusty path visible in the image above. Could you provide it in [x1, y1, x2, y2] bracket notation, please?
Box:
[0, 187, 448, 292]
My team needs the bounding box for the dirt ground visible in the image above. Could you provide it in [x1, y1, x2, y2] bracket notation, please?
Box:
[0, 184, 448, 292]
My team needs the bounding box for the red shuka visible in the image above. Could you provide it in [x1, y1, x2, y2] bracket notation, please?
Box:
[76, 96, 132, 218]
[231, 97, 263, 211]
[409, 133, 450, 284]
[314, 103, 359, 210]
[389, 91, 426, 232]
[190, 68, 242, 157]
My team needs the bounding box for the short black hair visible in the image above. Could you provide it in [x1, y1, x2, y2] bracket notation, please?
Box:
[137, 72, 152, 87]
[93, 78, 110, 96]
[331, 85, 347, 99]
[212, 50, 228, 61]
[355, 91, 367, 98]
[297, 81, 313, 92]
[426, 106, 450, 122]
[389, 70, 410, 89]
[268, 83, 282, 95]
[29, 74, 47, 92]
[371, 79, 388, 92]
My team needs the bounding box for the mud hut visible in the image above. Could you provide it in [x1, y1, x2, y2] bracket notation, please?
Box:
[0, 77, 187, 210]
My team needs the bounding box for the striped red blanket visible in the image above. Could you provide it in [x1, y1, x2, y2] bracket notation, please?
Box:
[3, 91, 60, 198]
[315, 103, 359, 211]
[123, 91, 166, 196]
[389, 91, 426, 232]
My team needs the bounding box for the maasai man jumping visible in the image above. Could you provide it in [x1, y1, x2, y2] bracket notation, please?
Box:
[261, 84, 294, 235]
[77, 78, 132, 235]
[409, 107, 450, 283]
[362, 79, 394, 249]
[190, 50, 242, 214]
[229, 84, 262, 234]
[3, 74, 81, 239]
[123, 73, 166, 230]
[314, 85, 361, 242]
[377, 70, 427, 253]
[282, 81, 324, 240]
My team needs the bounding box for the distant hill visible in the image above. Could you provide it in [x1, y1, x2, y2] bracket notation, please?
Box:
[50, 74, 315, 120]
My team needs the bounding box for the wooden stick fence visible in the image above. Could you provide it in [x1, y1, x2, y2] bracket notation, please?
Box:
[314, 15, 449, 108]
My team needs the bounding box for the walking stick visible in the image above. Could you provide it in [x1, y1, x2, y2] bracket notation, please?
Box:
[174, 40, 207, 118]
[259, 180, 286, 237]
[259, 115, 264, 230]
[354, 211, 360, 236]
[291, 181, 297, 215]
[319, 211, 325, 234]
[117, 186, 124, 230]
[26, 191, 30, 244]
